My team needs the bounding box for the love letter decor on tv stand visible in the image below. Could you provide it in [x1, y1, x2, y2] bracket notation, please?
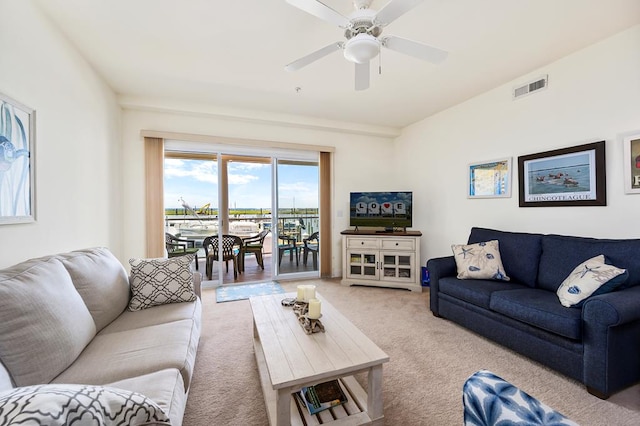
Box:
[349, 191, 413, 231]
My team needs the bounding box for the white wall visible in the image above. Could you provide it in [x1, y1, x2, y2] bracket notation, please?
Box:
[0, 1, 122, 268]
[121, 107, 396, 277]
[395, 25, 640, 264]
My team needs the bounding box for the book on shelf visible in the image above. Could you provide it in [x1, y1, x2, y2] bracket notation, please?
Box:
[298, 379, 348, 415]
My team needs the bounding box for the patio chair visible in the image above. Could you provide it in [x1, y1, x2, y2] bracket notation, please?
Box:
[278, 234, 298, 267]
[165, 233, 199, 270]
[242, 229, 270, 271]
[203, 235, 243, 280]
[302, 231, 319, 270]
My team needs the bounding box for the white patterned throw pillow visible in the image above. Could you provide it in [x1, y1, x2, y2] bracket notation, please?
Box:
[451, 240, 510, 281]
[0, 384, 171, 425]
[129, 256, 197, 311]
[556, 255, 628, 308]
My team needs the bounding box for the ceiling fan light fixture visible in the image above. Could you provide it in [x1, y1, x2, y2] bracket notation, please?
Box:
[343, 33, 379, 64]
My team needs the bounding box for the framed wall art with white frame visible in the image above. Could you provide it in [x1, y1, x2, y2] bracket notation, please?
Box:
[0, 92, 36, 224]
[468, 157, 512, 198]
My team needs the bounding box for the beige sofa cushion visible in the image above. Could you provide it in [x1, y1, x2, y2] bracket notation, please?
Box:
[0, 258, 96, 386]
[52, 319, 199, 390]
[0, 362, 13, 391]
[59, 247, 130, 331]
[108, 369, 187, 426]
[100, 298, 201, 335]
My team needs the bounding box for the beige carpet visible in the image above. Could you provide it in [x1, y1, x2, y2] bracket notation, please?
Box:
[183, 279, 640, 425]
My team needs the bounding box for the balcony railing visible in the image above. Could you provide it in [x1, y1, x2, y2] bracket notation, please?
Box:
[165, 214, 319, 254]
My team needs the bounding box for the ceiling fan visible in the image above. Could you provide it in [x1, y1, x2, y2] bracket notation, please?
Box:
[285, 0, 448, 90]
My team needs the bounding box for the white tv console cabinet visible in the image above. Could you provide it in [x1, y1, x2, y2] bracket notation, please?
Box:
[341, 229, 422, 292]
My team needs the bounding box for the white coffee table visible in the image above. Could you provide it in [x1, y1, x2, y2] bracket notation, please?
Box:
[250, 292, 389, 426]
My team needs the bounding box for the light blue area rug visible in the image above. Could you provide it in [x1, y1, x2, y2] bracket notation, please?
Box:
[216, 282, 285, 303]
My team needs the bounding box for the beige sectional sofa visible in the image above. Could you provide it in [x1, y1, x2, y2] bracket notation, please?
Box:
[0, 247, 202, 425]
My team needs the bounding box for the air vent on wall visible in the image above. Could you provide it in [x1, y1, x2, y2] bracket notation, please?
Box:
[513, 75, 548, 99]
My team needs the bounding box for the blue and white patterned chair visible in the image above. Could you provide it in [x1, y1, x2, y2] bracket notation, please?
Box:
[463, 370, 579, 426]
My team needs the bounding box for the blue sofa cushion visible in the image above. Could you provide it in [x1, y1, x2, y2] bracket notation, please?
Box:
[468, 227, 542, 288]
[439, 277, 527, 310]
[538, 235, 640, 292]
[490, 289, 583, 340]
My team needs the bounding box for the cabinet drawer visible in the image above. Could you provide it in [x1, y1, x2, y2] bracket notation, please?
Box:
[381, 239, 415, 250]
[347, 238, 379, 249]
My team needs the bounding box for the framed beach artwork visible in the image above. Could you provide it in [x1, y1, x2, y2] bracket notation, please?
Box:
[468, 158, 512, 198]
[621, 131, 640, 194]
[518, 141, 606, 207]
[0, 92, 35, 224]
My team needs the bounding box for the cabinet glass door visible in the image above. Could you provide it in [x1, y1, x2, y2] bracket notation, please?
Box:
[382, 253, 414, 281]
[398, 255, 412, 278]
[348, 252, 378, 280]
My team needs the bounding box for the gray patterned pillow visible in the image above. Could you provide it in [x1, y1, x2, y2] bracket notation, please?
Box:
[128, 256, 197, 311]
[0, 384, 171, 425]
[451, 240, 510, 281]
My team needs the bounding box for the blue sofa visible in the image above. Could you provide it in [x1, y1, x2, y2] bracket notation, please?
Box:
[427, 227, 640, 399]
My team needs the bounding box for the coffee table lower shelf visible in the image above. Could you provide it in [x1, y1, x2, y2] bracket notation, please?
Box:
[254, 337, 377, 426]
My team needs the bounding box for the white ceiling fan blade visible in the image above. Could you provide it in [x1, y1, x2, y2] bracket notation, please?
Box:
[285, 42, 343, 72]
[374, 0, 424, 26]
[382, 35, 448, 63]
[355, 61, 370, 91]
[285, 0, 351, 28]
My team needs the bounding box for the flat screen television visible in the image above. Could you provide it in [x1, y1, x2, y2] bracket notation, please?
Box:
[349, 191, 413, 230]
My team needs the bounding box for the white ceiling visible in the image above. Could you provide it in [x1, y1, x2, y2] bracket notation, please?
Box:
[35, 0, 640, 130]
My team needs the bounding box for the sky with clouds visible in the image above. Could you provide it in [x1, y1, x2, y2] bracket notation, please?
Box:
[164, 158, 319, 210]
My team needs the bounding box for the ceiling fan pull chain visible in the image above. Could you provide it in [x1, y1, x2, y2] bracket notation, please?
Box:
[378, 46, 382, 75]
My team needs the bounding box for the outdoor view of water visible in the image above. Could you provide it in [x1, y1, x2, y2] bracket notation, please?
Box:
[528, 164, 590, 194]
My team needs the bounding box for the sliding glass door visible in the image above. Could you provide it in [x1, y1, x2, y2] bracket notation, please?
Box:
[164, 141, 320, 284]
[164, 153, 222, 284]
[274, 159, 319, 279]
[223, 155, 273, 282]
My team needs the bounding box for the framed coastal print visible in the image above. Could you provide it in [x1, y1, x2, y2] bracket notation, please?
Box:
[622, 131, 640, 194]
[0, 92, 35, 224]
[468, 158, 512, 198]
[518, 141, 606, 207]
